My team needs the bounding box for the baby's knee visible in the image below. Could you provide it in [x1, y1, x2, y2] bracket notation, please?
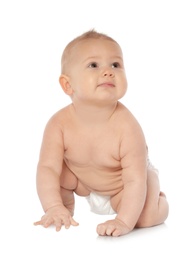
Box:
[136, 195, 169, 228]
[158, 195, 169, 223]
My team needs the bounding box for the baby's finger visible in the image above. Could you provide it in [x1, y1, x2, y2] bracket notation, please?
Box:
[105, 225, 116, 236]
[54, 220, 63, 232]
[62, 217, 79, 229]
[112, 228, 122, 237]
[96, 224, 106, 236]
[34, 220, 42, 226]
[42, 217, 56, 228]
[70, 218, 79, 227]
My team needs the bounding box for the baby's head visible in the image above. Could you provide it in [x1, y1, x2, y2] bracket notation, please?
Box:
[59, 29, 127, 103]
[61, 29, 120, 74]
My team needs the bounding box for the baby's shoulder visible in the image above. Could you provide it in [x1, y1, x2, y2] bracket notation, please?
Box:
[116, 102, 137, 121]
[115, 103, 146, 148]
[115, 102, 143, 131]
[46, 104, 73, 127]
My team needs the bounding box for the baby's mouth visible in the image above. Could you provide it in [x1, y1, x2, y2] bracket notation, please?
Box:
[97, 82, 115, 88]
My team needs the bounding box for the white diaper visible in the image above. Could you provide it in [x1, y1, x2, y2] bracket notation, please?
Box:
[147, 158, 159, 174]
[86, 192, 116, 215]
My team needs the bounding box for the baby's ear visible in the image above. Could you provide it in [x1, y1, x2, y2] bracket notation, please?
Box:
[59, 74, 73, 95]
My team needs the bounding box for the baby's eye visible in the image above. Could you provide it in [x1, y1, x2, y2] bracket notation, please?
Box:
[111, 62, 120, 68]
[88, 62, 98, 68]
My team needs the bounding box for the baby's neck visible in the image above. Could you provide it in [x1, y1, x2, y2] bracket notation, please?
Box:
[71, 101, 118, 125]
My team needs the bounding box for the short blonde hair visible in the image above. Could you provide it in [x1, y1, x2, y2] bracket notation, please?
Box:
[61, 29, 118, 74]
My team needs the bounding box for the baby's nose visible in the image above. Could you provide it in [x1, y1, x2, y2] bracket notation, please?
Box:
[103, 69, 114, 77]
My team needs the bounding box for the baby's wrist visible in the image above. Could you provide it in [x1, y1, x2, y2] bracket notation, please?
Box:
[45, 203, 64, 213]
[115, 216, 132, 230]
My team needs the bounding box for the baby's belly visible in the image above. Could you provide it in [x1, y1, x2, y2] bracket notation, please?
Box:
[66, 162, 124, 196]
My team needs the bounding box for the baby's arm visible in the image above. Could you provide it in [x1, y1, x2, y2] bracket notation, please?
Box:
[97, 116, 147, 236]
[34, 115, 78, 231]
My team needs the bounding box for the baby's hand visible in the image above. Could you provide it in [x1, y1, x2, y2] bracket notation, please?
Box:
[34, 205, 79, 231]
[96, 218, 131, 237]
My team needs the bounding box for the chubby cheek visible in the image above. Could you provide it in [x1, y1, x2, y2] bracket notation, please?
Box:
[84, 72, 97, 85]
[69, 76, 84, 93]
[118, 78, 128, 97]
[78, 74, 96, 92]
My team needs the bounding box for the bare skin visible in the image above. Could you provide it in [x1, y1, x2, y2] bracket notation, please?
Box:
[34, 34, 169, 236]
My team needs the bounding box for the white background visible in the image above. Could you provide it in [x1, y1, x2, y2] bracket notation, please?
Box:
[0, 0, 193, 259]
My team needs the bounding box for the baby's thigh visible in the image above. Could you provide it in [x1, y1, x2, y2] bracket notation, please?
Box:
[110, 190, 123, 213]
[60, 162, 78, 190]
[146, 168, 161, 201]
[60, 162, 90, 196]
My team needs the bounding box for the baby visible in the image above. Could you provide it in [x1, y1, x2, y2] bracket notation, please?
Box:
[34, 30, 169, 236]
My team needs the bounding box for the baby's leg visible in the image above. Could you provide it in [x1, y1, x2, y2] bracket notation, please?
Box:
[60, 162, 90, 215]
[136, 168, 169, 228]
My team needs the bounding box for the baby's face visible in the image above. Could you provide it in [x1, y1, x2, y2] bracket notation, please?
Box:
[66, 38, 128, 105]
